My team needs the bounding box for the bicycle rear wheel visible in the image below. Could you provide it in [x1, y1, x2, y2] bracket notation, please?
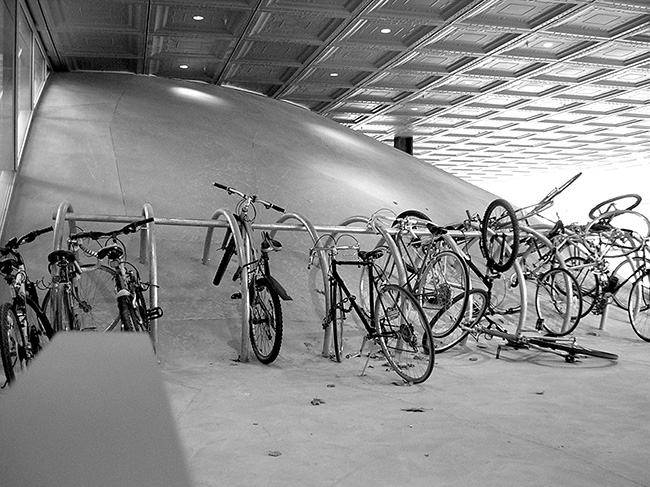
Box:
[42, 286, 75, 332]
[627, 273, 650, 342]
[535, 267, 582, 336]
[249, 278, 283, 364]
[528, 336, 618, 361]
[480, 199, 520, 273]
[0, 304, 24, 384]
[417, 249, 469, 337]
[24, 297, 54, 353]
[375, 284, 434, 384]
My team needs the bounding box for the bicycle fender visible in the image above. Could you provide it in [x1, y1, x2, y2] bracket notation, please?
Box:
[258, 275, 292, 301]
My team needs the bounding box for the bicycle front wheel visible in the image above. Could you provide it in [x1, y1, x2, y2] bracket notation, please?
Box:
[417, 249, 469, 337]
[535, 267, 582, 336]
[74, 265, 119, 332]
[375, 284, 434, 384]
[432, 288, 488, 353]
[249, 279, 283, 364]
[480, 199, 520, 273]
[330, 279, 345, 363]
[627, 273, 650, 341]
[0, 304, 24, 384]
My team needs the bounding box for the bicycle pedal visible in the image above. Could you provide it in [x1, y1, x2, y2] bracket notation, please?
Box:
[231, 292, 242, 299]
[146, 307, 163, 320]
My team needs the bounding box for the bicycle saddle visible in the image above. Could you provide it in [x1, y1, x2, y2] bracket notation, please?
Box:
[358, 248, 385, 262]
[426, 223, 448, 236]
[97, 244, 124, 260]
[261, 232, 282, 252]
[48, 249, 76, 264]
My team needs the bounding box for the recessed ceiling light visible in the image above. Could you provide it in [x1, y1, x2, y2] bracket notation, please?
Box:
[179, 64, 189, 69]
[193, 15, 204, 21]
[542, 42, 554, 48]
[380, 28, 392, 34]
[330, 72, 339, 77]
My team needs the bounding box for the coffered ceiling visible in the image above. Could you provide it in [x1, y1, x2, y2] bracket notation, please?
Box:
[25, 0, 650, 184]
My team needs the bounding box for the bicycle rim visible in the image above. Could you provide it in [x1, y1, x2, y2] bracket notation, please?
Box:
[249, 280, 283, 364]
[529, 337, 618, 361]
[374, 284, 434, 384]
[331, 282, 344, 362]
[535, 268, 582, 336]
[628, 275, 650, 341]
[480, 199, 520, 273]
[418, 250, 469, 338]
[75, 265, 119, 332]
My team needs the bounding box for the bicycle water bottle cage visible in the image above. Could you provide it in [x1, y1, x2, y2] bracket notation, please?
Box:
[426, 222, 448, 237]
[48, 249, 76, 264]
[97, 244, 123, 260]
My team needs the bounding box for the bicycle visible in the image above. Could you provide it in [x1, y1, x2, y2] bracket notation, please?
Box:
[0, 226, 55, 385]
[309, 234, 434, 384]
[62, 218, 162, 334]
[212, 182, 291, 364]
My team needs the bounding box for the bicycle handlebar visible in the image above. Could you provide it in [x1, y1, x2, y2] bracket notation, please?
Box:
[213, 181, 286, 213]
[1, 226, 53, 254]
[70, 217, 154, 241]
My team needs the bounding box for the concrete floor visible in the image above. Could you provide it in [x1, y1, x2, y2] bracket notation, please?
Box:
[1, 72, 650, 486]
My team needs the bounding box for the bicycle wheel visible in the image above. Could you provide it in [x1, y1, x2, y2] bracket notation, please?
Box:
[213, 231, 236, 286]
[480, 199, 520, 273]
[118, 295, 135, 332]
[374, 284, 434, 384]
[432, 288, 488, 353]
[564, 256, 598, 317]
[42, 286, 75, 332]
[627, 273, 650, 342]
[535, 267, 582, 336]
[0, 304, 24, 384]
[528, 336, 618, 361]
[249, 278, 283, 364]
[611, 256, 647, 309]
[74, 265, 119, 332]
[329, 279, 345, 363]
[417, 249, 469, 337]
[129, 283, 150, 333]
[393, 210, 431, 275]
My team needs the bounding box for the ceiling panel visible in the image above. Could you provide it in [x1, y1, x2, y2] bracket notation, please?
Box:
[25, 0, 650, 185]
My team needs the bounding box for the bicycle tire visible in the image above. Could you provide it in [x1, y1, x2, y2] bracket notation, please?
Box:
[249, 278, 283, 364]
[0, 304, 24, 384]
[528, 336, 618, 361]
[564, 256, 598, 317]
[627, 274, 650, 342]
[432, 288, 488, 353]
[118, 295, 135, 332]
[74, 265, 119, 332]
[611, 255, 647, 309]
[588, 194, 641, 220]
[480, 199, 520, 273]
[130, 283, 150, 333]
[393, 210, 432, 275]
[329, 279, 345, 363]
[417, 249, 469, 338]
[535, 267, 582, 336]
[374, 284, 434, 384]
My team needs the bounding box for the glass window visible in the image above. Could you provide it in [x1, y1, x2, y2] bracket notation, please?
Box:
[15, 2, 32, 161]
[0, 0, 15, 172]
[33, 38, 45, 105]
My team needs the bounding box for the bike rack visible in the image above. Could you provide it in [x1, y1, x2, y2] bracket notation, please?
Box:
[51, 201, 161, 351]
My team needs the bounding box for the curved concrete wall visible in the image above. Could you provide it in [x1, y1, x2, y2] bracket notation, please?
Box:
[6, 72, 497, 362]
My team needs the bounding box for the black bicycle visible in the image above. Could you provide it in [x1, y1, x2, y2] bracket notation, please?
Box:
[0, 226, 54, 385]
[310, 235, 434, 384]
[212, 182, 291, 364]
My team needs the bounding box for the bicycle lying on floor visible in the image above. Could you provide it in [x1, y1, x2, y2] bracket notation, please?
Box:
[310, 234, 434, 384]
[212, 182, 292, 364]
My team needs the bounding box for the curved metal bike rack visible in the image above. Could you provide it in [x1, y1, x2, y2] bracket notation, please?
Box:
[51, 201, 162, 351]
